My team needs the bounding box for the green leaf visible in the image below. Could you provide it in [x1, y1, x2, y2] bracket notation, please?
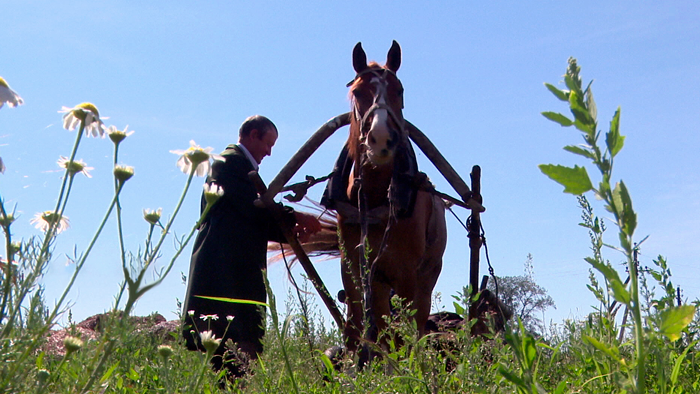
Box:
[453, 301, 465, 316]
[612, 181, 636, 236]
[544, 83, 569, 101]
[36, 352, 45, 369]
[522, 333, 537, 370]
[569, 90, 594, 127]
[539, 164, 593, 195]
[100, 362, 120, 384]
[553, 381, 568, 394]
[606, 108, 625, 157]
[659, 305, 696, 342]
[564, 74, 578, 92]
[585, 86, 597, 122]
[195, 295, 269, 307]
[498, 365, 528, 388]
[573, 119, 594, 135]
[671, 340, 697, 384]
[317, 351, 335, 377]
[583, 335, 621, 362]
[563, 145, 595, 160]
[542, 111, 574, 127]
[584, 257, 630, 305]
[127, 367, 140, 381]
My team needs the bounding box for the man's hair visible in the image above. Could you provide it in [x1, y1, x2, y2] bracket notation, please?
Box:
[239, 115, 277, 139]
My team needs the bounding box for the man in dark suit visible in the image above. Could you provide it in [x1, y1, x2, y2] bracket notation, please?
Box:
[182, 115, 321, 376]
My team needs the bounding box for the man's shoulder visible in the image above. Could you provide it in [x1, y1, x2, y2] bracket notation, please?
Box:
[221, 144, 243, 156]
[215, 145, 252, 173]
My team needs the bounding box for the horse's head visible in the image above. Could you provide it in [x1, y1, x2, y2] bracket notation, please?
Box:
[348, 41, 405, 167]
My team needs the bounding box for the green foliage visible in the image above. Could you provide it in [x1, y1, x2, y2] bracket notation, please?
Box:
[539, 58, 697, 394]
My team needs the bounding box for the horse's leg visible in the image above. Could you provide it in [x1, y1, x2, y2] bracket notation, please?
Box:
[414, 193, 447, 337]
[413, 264, 440, 337]
[369, 270, 393, 346]
[339, 224, 364, 353]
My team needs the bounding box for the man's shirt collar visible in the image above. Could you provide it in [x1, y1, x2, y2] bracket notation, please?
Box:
[236, 143, 259, 171]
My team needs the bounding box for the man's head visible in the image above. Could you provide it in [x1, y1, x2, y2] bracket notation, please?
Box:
[238, 115, 278, 164]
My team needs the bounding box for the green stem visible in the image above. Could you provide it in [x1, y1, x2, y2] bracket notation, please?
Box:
[1, 124, 85, 343]
[0, 200, 15, 322]
[1, 180, 124, 389]
[0, 173, 77, 341]
[83, 167, 203, 393]
[41, 122, 84, 256]
[127, 168, 196, 299]
[113, 144, 127, 310]
[133, 201, 212, 299]
[628, 251, 646, 393]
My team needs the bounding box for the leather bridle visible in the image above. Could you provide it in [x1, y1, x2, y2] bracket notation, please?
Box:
[348, 68, 405, 139]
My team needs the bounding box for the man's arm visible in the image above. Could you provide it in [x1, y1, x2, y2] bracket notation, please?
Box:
[292, 211, 322, 243]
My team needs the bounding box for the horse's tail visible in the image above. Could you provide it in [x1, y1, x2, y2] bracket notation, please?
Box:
[267, 198, 341, 267]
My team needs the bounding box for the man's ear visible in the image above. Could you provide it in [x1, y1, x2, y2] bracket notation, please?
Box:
[249, 128, 260, 140]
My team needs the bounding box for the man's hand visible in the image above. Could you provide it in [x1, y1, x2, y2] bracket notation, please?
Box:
[293, 212, 322, 243]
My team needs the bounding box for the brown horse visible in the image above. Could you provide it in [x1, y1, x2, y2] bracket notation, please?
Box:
[337, 41, 447, 354]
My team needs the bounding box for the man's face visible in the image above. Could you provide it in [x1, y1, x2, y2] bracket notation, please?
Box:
[247, 128, 278, 164]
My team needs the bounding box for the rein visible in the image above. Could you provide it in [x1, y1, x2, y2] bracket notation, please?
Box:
[348, 67, 407, 346]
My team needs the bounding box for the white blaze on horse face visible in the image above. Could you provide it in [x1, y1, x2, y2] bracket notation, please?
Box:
[364, 77, 394, 166]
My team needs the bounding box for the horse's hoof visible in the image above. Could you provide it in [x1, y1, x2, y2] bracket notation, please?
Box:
[323, 345, 346, 372]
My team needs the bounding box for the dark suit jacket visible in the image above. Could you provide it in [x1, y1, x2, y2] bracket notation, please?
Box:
[182, 144, 294, 353]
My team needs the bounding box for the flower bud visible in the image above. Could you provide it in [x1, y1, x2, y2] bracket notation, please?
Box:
[106, 125, 134, 145]
[143, 208, 162, 225]
[203, 183, 224, 206]
[63, 336, 84, 355]
[0, 213, 15, 228]
[157, 344, 173, 360]
[114, 165, 135, 183]
[36, 369, 50, 384]
[199, 330, 221, 354]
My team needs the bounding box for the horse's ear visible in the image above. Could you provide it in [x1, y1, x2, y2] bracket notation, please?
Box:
[353, 42, 368, 74]
[386, 40, 401, 72]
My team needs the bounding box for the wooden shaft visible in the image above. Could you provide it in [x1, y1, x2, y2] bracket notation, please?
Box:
[264, 113, 351, 202]
[406, 121, 485, 213]
[468, 165, 483, 296]
[249, 171, 346, 330]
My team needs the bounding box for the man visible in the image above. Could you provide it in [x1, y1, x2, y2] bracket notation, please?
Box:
[182, 115, 321, 376]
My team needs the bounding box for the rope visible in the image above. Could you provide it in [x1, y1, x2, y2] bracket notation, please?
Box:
[447, 205, 499, 298]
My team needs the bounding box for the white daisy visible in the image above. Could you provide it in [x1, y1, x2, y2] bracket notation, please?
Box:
[30, 211, 70, 234]
[0, 77, 23, 109]
[59, 103, 106, 138]
[57, 157, 93, 178]
[170, 140, 224, 177]
[199, 314, 219, 321]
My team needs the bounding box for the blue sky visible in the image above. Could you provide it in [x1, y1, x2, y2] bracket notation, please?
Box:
[1, 1, 699, 328]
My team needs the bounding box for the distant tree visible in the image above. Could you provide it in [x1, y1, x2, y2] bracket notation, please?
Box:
[488, 254, 555, 335]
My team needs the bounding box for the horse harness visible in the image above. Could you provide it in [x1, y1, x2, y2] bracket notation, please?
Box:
[348, 67, 405, 140]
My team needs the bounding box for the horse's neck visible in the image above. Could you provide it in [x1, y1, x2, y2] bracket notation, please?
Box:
[347, 162, 394, 209]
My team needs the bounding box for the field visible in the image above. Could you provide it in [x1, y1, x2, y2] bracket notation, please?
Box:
[1, 61, 698, 393]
